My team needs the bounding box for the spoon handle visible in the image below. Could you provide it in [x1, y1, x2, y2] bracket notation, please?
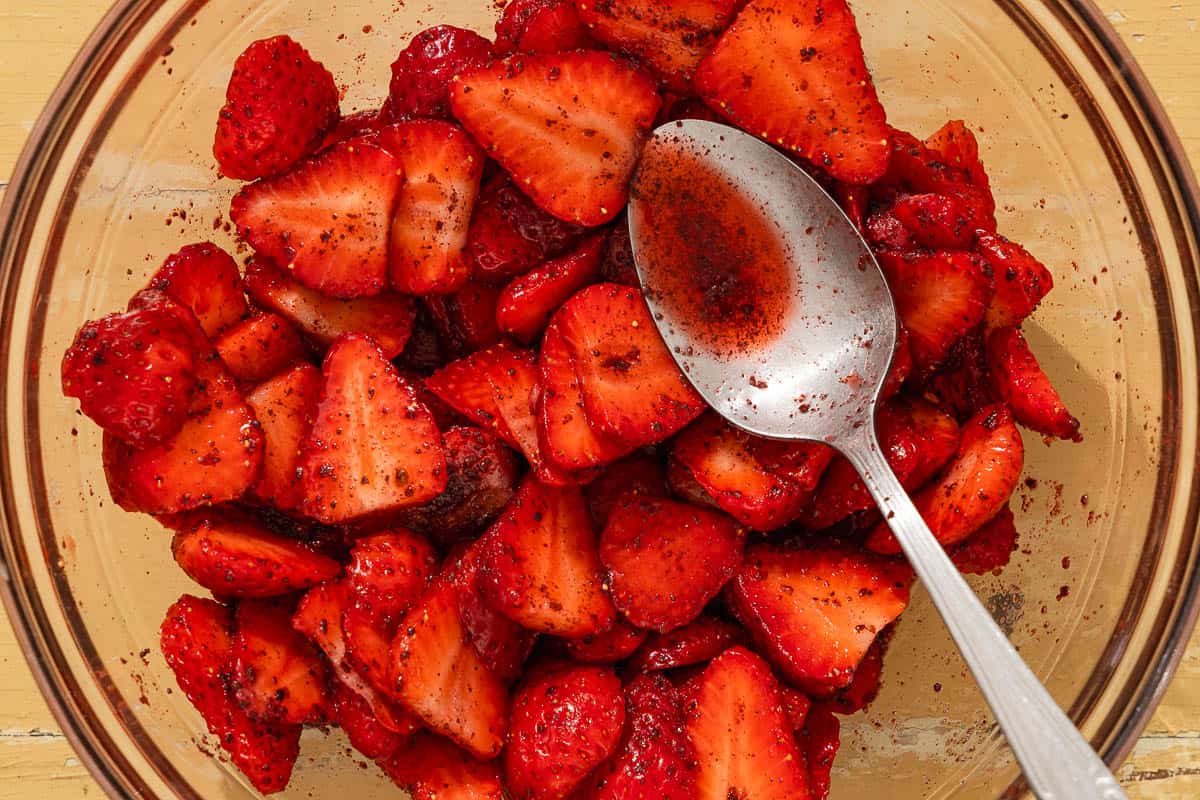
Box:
[842, 430, 1127, 800]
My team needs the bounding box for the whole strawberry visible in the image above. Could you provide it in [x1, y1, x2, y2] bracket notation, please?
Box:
[214, 35, 340, 181]
[383, 25, 494, 121]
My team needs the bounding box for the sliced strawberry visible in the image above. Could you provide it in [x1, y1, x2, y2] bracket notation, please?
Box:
[729, 546, 912, 694]
[626, 614, 744, 673]
[890, 192, 989, 250]
[169, 510, 340, 598]
[779, 686, 812, 731]
[922, 331, 997, 423]
[213, 35, 340, 181]
[244, 363, 322, 511]
[342, 599, 401, 695]
[686, 646, 811, 800]
[832, 181, 870, 232]
[565, 618, 648, 664]
[329, 677, 407, 760]
[243, 258, 416, 359]
[864, 206, 916, 252]
[215, 312, 308, 386]
[496, 0, 593, 54]
[300, 334, 447, 523]
[497, 235, 604, 343]
[800, 704, 840, 800]
[230, 138, 403, 298]
[385, 26, 496, 121]
[347, 529, 439, 624]
[506, 663, 626, 800]
[924, 119, 990, 191]
[160, 596, 300, 794]
[826, 634, 885, 714]
[866, 403, 1024, 554]
[391, 579, 509, 759]
[232, 598, 329, 724]
[425, 280, 504, 357]
[555, 283, 705, 446]
[949, 504, 1019, 575]
[576, 0, 740, 92]
[318, 109, 384, 152]
[600, 496, 744, 632]
[583, 452, 668, 528]
[694, 0, 889, 184]
[598, 216, 638, 285]
[143, 242, 248, 338]
[467, 174, 587, 283]
[451, 51, 661, 225]
[976, 233, 1055, 330]
[382, 732, 506, 800]
[748, 439, 836, 495]
[480, 477, 616, 637]
[882, 129, 982, 200]
[377, 121, 485, 295]
[881, 326, 913, 399]
[447, 541, 539, 683]
[666, 452, 722, 510]
[985, 326, 1080, 440]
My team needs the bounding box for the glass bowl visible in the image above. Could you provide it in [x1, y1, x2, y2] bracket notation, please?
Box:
[1, 0, 1198, 797]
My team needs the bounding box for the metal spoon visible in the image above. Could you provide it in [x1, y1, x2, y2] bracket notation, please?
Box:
[627, 119, 1126, 800]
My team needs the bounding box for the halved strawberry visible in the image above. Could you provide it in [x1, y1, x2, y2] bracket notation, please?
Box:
[230, 138, 403, 298]
[377, 121, 485, 295]
[800, 704, 840, 800]
[341, 599, 399, 695]
[215, 312, 308, 386]
[213, 35, 340, 181]
[496, 0, 593, 54]
[976, 233, 1055, 330]
[686, 646, 811, 800]
[450, 51, 661, 225]
[565, 618, 648, 664]
[160, 595, 301, 794]
[866, 403, 1024, 554]
[583, 452, 668, 528]
[300, 334, 447, 524]
[694, 0, 889, 184]
[779, 686, 812, 731]
[382, 732, 506, 800]
[986, 326, 1081, 440]
[626, 614, 743, 673]
[554, 283, 706, 446]
[497, 235, 604, 343]
[890, 192, 990, 250]
[143, 242, 249, 338]
[169, 510, 340, 598]
[479, 477, 617, 637]
[881, 129, 983, 201]
[385, 26, 496, 121]
[232, 598, 329, 724]
[391, 579, 509, 759]
[347, 529, 439, 624]
[949, 504, 1019, 575]
[826, 634, 886, 714]
[466, 174, 587, 283]
[576, 0, 740, 92]
[600, 496, 744, 632]
[244, 363, 322, 511]
[446, 541, 539, 683]
[329, 677, 407, 760]
[318, 109, 384, 152]
[729, 546, 912, 694]
[243, 258, 416, 358]
[505, 663, 626, 800]
[425, 281, 505, 357]
[924, 119, 990, 191]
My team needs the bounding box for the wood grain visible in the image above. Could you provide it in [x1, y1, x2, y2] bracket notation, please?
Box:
[1, 0, 1198, 797]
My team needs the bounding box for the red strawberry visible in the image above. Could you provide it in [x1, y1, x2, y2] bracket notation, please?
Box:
[232, 598, 330, 724]
[864, 206, 916, 252]
[600, 496, 744, 632]
[143, 242, 249, 338]
[230, 138, 403, 298]
[890, 192, 991, 250]
[576, 0, 741, 92]
[318, 109, 384, 152]
[694, 0, 889, 184]
[626, 614, 743, 673]
[729, 546, 911, 694]
[800, 704, 840, 800]
[924, 119, 990, 191]
[976, 233, 1055, 330]
[385, 26, 495, 121]
[832, 181, 870, 232]
[497, 235, 604, 343]
[377, 121, 485, 295]
[949, 504, 1019, 575]
[62, 304, 200, 448]
[243, 258, 416, 359]
[300, 334, 447, 523]
[341, 599, 402, 695]
[467, 174, 587, 283]
[480, 477, 617, 636]
[598, 216, 638, 285]
[215, 312, 308, 386]
[881, 325, 913, 399]
[391, 579, 510, 759]
[922, 332, 997, 423]
[881, 129, 987, 208]
[866, 403, 1024, 554]
[213, 35, 340, 181]
[329, 677, 407, 760]
[686, 647, 811, 800]
[826, 635, 885, 714]
[986, 326, 1081, 440]
[451, 51, 662, 225]
[506, 663, 626, 800]
[244, 363, 322, 511]
[160, 596, 301, 794]
[169, 510, 340, 598]
[565, 618, 648, 664]
[425, 281, 504, 357]
[447, 541, 539, 682]
[497, 0, 593, 54]
[583, 452, 668, 528]
[554, 283, 706, 446]
[347, 529, 439, 624]
[382, 732, 506, 800]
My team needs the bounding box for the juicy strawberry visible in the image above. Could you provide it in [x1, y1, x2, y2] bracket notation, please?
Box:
[232, 598, 329, 724]
[215, 312, 308, 386]
[694, 0, 889, 184]
[923, 332, 997, 423]
[505, 663, 626, 800]
[832, 181, 870, 232]
[243, 258, 416, 359]
[450, 51, 662, 225]
[583, 452, 668, 528]
[391, 579, 509, 759]
[318, 109, 384, 152]
[800, 704, 840, 800]
[377, 121, 485, 295]
[329, 677, 407, 760]
[866, 403, 1024, 554]
[230, 138, 403, 298]
[467, 174, 587, 283]
[244, 363, 322, 511]
[576, 0, 741, 92]
[480, 477, 617, 636]
[554, 283, 705, 446]
[890, 192, 990, 250]
[626, 614, 743, 673]
[385, 26, 496, 121]
[300, 334, 447, 523]
[600, 496, 744, 632]
[986, 326, 1081, 440]
[864, 206, 915, 252]
[347, 529, 439, 624]
[143, 242, 249, 338]
[976, 233, 1055, 330]
[169, 510, 340, 598]
[565, 618, 648, 664]
[382, 732, 506, 800]
[62, 304, 200, 447]
[949, 504, 1019, 575]
[496, 0, 593, 54]
[924, 119, 990, 191]
[882, 129, 984, 202]
[342, 598, 401, 695]
[214, 35, 340, 181]
[160, 596, 301, 794]
[497, 235, 604, 343]
[447, 541, 539, 682]
[881, 326, 913, 399]
[686, 646, 811, 800]
[826, 635, 885, 714]
[425, 281, 505, 357]
[729, 546, 911, 694]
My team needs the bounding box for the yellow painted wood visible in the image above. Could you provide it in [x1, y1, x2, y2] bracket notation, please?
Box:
[0, 0, 1198, 797]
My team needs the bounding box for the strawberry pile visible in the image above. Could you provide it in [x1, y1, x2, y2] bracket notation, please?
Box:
[61, 0, 1079, 796]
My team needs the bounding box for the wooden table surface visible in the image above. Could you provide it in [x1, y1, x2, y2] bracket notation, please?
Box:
[2, 0, 1199, 797]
